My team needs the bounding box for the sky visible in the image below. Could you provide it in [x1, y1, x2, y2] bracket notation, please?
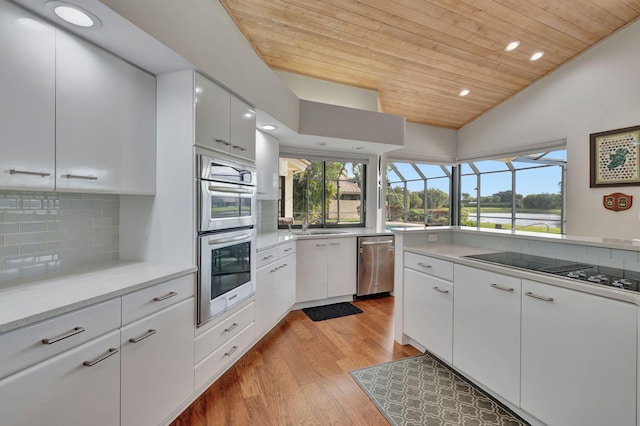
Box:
[387, 150, 566, 197]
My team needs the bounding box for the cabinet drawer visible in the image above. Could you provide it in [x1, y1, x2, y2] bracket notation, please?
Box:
[122, 274, 194, 325]
[257, 247, 279, 269]
[195, 301, 254, 364]
[0, 298, 120, 380]
[0, 329, 121, 426]
[194, 322, 254, 391]
[278, 242, 296, 258]
[404, 252, 453, 281]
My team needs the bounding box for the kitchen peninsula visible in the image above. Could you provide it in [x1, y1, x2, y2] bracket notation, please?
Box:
[393, 226, 640, 426]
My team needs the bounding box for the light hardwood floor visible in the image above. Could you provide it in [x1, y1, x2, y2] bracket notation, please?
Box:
[171, 296, 420, 425]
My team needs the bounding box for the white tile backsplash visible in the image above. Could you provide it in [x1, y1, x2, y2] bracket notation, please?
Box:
[0, 191, 119, 283]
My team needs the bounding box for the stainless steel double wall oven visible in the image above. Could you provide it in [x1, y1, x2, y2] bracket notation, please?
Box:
[197, 154, 257, 326]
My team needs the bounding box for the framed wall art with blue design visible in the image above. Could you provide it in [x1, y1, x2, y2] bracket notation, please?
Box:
[590, 125, 640, 187]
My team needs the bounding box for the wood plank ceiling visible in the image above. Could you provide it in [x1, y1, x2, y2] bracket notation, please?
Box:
[220, 0, 640, 129]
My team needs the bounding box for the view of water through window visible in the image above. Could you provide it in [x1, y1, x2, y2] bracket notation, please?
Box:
[387, 149, 566, 233]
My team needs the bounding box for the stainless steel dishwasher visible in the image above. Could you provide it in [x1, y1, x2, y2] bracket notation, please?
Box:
[357, 235, 395, 296]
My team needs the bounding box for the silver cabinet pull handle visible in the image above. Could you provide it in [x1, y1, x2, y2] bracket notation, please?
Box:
[330, 242, 340, 246]
[270, 267, 279, 273]
[129, 329, 157, 343]
[433, 286, 449, 294]
[63, 174, 98, 180]
[280, 263, 288, 269]
[224, 345, 239, 356]
[224, 322, 239, 332]
[207, 184, 253, 194]
[262, 254, 274, 260]
[284, 248, 293, 252]
[83, 348, 118, 367]
[232, 145, 247, 151]
[154, 291, 177, 302]
[42, 326, 85, 344]
[417, 262, 432, 269]
[316, 243, 327, 247]
[9, 169, 51, 177]
[490, 283, 515, 292]
[525, 292, 554, 302]
[215, 139, 231, 146]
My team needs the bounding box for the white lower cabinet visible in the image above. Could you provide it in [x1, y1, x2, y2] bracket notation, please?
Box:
[0, 330, 121, 426]
[453, 265, 521, 405]
[521, 279, 637, 426]
[255, 248, 296, 339]
[403, 267, 453, 362]
[120, 298, 195, 426]
[296, 237, 357, 303]
[194, 301, 255, 391]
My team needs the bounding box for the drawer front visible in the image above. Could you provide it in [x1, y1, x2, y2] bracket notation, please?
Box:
[195, 301, 254, 364]
[122, 274, 195, 325]
[278, 242, 296, 258]
[0, 298, 121, 380]
[256, 247, 278, 269]
[194, 322, 254, 391]
[404, 252, 453, 281]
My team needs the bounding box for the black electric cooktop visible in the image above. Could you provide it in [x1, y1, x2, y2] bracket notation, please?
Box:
[463, 251, 640, 292]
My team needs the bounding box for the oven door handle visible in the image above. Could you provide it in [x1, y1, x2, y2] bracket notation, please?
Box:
[207, 233, 254, 245]
[208, 185, 253, 194]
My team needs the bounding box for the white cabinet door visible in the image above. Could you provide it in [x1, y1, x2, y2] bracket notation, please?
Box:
[327, 237, 357, 298]
[55, 31, 156, 194]
[453, 265, 521, 405]
[120, 298, 195, 426]
[0, 2, 55, 191]
[275, 253, 296, 320]
[230, 96, 256, 161]
[296, 239, 328, 302]
[256, 130, 280, 200]
[195, 72, 231, 153]
[255, 252, 296, 338]
[0, 330, 120, 426]
[255, 262, 278, 338]
[521, 280, 637, 426]
[403, 268, 453, 362]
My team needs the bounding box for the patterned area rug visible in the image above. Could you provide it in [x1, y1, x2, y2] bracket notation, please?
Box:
[350, 352, 529, 426]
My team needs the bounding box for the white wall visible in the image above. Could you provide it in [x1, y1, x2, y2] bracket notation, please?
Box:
[458, 19, 640, 239]
[101, 0, 300, 133]
[389, 122, 457, 164]
[274, 70, 379, 112]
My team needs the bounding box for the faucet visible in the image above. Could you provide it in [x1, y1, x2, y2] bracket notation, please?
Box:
[301, 216, 309, 232]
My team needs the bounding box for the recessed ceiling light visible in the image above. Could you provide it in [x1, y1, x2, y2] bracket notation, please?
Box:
[261, 124, 277, 131]
[530, 51, 545, 61]
[505, 41, 520, 52]
[46, 2, 102, 29]
[459, 89, 470, 97]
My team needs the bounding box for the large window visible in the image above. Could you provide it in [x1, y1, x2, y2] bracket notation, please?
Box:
[460, 150, 566, 233]
[386, 161, 452, 227]
[385, 149, 566, 234]
[278, 158, 366, 228]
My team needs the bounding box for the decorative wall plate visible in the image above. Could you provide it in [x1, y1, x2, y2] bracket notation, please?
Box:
[603, 192, 633, 211]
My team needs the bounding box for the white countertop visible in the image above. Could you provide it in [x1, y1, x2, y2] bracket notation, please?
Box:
[404, 243, 640, 305]
[257, 228, 391, 251]
[392, 225, 640, 251]
[0, 262, 197, 333]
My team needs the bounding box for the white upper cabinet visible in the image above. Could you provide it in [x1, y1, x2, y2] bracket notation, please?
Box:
[0, 1, 55, 191]
[195, 73, 231, 153]
[55, 31, 156, 194]
[194, 72, 256, 161]
[229, 96, 256, 160]
[256, 130, 280, 200]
